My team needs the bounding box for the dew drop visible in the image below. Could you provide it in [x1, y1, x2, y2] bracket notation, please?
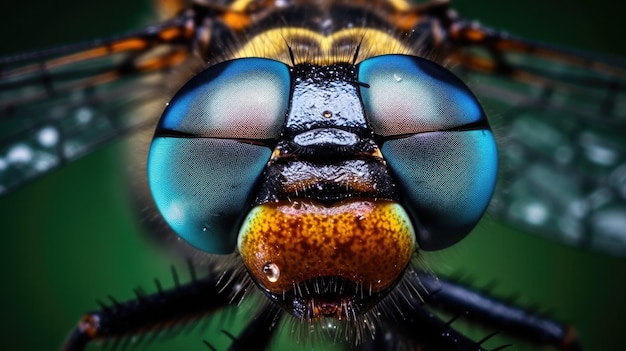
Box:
[75, 107, 93, 124]
[37, 127, 59, 147]
[524, 202, 548, 225]
[263, 262, 280, 283]
[7, 144, 33, 164]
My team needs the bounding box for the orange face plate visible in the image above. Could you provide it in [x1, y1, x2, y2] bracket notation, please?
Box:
[237, 199, 416, 294]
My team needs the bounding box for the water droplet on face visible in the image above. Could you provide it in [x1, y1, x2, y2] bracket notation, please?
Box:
[262, 263, 280, 283]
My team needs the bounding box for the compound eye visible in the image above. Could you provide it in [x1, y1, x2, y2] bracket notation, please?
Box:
[358, 55, 497, 250]
[158, 58, 291, 139]
[148, 58, 291, 254]
[358, 54, 484, 136]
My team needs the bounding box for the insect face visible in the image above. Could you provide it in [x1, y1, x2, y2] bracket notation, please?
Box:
[1, 0, 626, 350]
[147, 18, 497, 324]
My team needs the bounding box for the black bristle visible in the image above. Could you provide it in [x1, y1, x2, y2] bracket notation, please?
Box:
[96, 299, 110, 311]
[477, 330, 501, 345]
[203, 340, 218, 351]
[188, 259, 197, 283]
[107, 295, 121, 307]
[171, 265, 180, 289]
[154, 278, 164, 295]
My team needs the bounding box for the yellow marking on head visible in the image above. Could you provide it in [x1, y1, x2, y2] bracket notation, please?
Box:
[233, 27, 412, 65]
[387, 0, 412, 11]
[229, 0, 255, 12]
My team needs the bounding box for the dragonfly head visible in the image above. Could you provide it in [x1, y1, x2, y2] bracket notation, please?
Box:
[147, 55, 497, 323]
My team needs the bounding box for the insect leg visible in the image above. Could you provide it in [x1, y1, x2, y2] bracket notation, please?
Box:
[414, 271, 581, 351]
[61, 262, 253, 351]
[360, 298, 490, 351]
[223, 303, 283, 351]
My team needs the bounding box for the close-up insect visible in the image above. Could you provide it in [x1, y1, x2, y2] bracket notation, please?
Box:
[1, 0, 625, 350]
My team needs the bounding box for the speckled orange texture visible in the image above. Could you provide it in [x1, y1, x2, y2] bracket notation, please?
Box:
[237, 199, 416, 294]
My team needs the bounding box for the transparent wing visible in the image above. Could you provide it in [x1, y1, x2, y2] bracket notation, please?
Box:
[0, 15, 197, 195]
[2, 1, 624, 259]
[447, 23, 626, 257]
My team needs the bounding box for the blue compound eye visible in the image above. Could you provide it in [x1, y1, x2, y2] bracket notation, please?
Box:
[358, 54, 484, 136]
[148, 58, 291, 254]
[358, 55, 498, 250]
[157, 58, 291, 138]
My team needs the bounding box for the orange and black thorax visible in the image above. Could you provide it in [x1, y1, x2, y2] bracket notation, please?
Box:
[200, 0, 438, 65]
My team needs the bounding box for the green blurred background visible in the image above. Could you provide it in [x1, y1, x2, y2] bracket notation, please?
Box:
[0, 0, 625, 350]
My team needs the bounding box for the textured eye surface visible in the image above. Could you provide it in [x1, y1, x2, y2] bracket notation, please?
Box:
[158, 58, 291, 139]
[148, 58, 290, 254]
[359, 54, 497, 250]
[382, 131, 498, 250]
[358, 54, 484, 136]
[148, 139, 270, 254]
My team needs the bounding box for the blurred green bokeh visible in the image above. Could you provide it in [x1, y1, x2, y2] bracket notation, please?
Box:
[0, 0, 624, 350]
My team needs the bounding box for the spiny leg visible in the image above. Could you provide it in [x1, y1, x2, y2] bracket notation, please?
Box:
[361, 299, 493, 351]
[62, 261, 280, 351]
[391, 270, 581, 350]
[222, 303, 283, 351]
